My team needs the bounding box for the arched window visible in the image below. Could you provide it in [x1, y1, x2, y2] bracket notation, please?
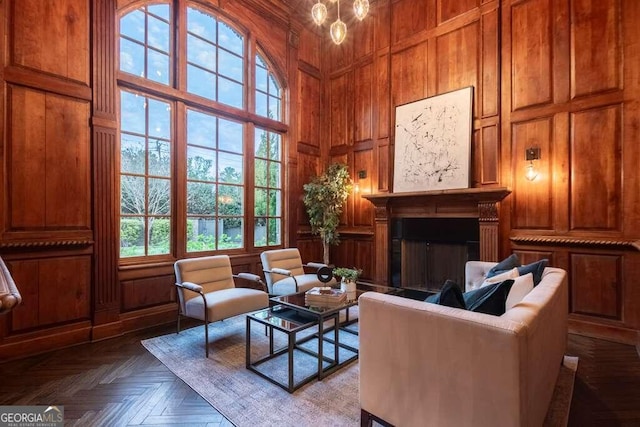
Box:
[117, 1, 285, 260]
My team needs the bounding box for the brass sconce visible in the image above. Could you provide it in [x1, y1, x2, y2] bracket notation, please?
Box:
[354, 170, 367, 193]
[525, 147, 541, 181]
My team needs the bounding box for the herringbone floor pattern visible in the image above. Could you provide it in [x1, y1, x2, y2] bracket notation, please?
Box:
[1, 322, 639, 426]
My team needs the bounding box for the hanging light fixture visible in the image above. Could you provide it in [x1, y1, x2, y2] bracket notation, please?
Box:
[311, 0, 369, 45]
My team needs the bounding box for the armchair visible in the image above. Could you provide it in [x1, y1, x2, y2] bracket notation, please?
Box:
[260, 248, 336, 295]
[174, 255, 269, 357]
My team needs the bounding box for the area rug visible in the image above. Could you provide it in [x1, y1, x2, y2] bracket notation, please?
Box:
[142, 312, 577, 427]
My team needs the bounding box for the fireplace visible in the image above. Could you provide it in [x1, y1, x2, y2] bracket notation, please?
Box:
[362, 187, 511, 287]
[391, 217, 479, 291]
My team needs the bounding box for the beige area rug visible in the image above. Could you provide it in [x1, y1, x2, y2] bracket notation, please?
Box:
[142, 312, 577, 427]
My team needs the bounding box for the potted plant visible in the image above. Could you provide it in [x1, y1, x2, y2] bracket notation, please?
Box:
[333, 267, 362, 301]
[302, 163, 353, 265]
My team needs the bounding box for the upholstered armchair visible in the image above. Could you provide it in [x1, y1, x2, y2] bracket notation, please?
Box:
[174, 255, 269, 357]
[0, 256, 21, 315]
[260, 248, 336, 295]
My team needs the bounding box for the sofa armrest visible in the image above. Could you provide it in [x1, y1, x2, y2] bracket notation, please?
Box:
[359, 292, 526, 427]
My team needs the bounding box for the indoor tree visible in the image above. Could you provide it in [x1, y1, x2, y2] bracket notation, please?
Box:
[302, 163, 353, 265]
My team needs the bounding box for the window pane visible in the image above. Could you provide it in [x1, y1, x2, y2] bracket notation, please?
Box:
[268, 162, 281, 188]
[218, 77, 243, 109]
[187, 7, 216, 40]
[148, 15, 170, 52]
[269, 74, 280, 94]
[148, 4, 170, 21]
[121, 175, 145, 214]
[187, 182, 216, 215]
[256, 65, 268, 91]
[148, 217, 170, 255]
[187, 110, 216, 149]
[218, 217, 242, 249]
[218, 119, 243, 153]
[148, 50, 169, 85]
[268, 96, 281, 121]
[187, 146, 216, 181]
[218, 152, 242, 183]
[254, 189, 267, 216]
[255, 92, 268, 118]
[218, 49, 243, 82]
[187, 34, 216, 70]
[218, 21, 243, 55]
[120, 91, 146, 134]
[120, 217, 145, 257]
[254, 217, 267, 247]
[120, 38, 145, 77]
[268, 189, 281, 216]
[255, 159, 267, 187]
[255, 129, 268, 157]
[120, 10, 145, 41]
[121, 134, 146, 174]
[148, 98, 170, 139]
[268, 218, 281, 245]
[148, 139, 171, 177]
[268, 133, 281, 161]
[187, 65, 216, 100]
[187, 217, 216, 252]
[148, 178, 171, 214]
[218, 185, 243, 216]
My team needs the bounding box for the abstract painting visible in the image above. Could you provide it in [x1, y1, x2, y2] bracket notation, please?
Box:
[393, 86, 473, 193]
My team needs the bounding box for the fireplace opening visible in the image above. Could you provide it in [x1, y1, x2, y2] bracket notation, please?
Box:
[391, 218, 480, 292]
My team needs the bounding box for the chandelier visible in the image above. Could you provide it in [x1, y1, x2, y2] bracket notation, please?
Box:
[311, 0, 370, 45]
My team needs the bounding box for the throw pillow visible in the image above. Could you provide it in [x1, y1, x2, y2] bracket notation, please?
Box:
[463, 279, 515, 316]
[517, 259, 548, 286]
[480, 267, 520, 288]
[486, 254, 521, 278]
[505, 273, 534, 310]
[425, 280, 466, 309]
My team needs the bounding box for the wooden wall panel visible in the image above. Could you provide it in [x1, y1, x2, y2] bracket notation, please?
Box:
[298, 71, 321, 147]
[354, 12, 374, 60]
[390, 42, 429, 108]
[329, 73, 350, 147]
[481, 124, 499, 183]
[391, 0, 432, 43]
[375, 55, 390, 139]
[438, 0, 479, 24]
[570, 105, 622, 231]
[354, 63, 373, 143]
[435, 23, 479, 114]
[571, 253, 621, 319]
[354, 149, 374, 226]
[11, 0, 90, 84]
[298, 27, 321, 69]
[510, 0, 553, 110]
[121, 275, 175, 311]
[570, 0, 621, 99]
[296, 152, 321, 226]
[354, 239, 374, 280]
[8, 87, 91, 230]
[8, 257, 90, 331]
[511, 117, 553, 229]
[377, 142, 390, 192]
[481, 9, 499, 117]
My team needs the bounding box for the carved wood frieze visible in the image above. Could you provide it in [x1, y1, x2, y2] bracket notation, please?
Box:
[478, 202, 499, 221]
[0, 240, 94, 248]
[510, 236, 640, 251]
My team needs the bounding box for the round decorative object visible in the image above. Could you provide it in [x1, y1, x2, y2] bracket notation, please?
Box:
[316, 266, 334, 283]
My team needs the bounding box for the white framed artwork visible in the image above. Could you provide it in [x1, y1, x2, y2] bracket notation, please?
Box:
[393, 86, 473, 193]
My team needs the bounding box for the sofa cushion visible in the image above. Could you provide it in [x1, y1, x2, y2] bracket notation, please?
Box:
[424, 280, 465, 309]
[463, 279, 515, 316]
[486, 254, 520, 278]
[505, 273, 534, 310]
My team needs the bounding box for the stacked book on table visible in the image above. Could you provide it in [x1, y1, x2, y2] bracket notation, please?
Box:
[305, 287, 347, 308]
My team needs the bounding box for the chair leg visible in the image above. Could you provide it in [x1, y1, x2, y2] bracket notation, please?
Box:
[176, 311, 181, 334]
[204, 320, 209, 358]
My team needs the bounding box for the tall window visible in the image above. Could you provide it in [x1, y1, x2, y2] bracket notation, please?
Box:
[118, 2, 285, 259]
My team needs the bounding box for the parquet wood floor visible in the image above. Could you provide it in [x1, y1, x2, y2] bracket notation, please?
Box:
[1, 322, 639, 426]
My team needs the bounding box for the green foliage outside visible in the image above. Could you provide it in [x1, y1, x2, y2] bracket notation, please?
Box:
[302, 163, 353, 264]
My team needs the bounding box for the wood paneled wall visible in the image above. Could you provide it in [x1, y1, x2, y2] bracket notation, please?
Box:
[319, 0, 640, 344]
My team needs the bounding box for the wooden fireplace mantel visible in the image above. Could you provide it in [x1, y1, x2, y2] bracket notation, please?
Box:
[362, 187, 511, 285]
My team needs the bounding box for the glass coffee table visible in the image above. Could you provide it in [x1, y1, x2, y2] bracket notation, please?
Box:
[245, 282, 431, 393]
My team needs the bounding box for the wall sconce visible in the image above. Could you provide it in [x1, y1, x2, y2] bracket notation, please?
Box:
[525, 147, 541, 181]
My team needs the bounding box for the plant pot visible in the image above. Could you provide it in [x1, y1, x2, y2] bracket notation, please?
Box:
[340, 278, 357, 302]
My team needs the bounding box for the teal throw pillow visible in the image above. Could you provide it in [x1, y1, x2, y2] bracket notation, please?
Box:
[425, 280, 465, 309]
[517, 259, 548, 286]
[463, 279, 515, 316]
[486, 254, 520, 278]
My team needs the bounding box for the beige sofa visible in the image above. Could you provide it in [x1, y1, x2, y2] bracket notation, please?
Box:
[359, 261, 568, 427]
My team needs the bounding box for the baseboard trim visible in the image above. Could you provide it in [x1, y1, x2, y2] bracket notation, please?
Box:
[91, 320, 124, 342]
[569, 318, 638, 345]
[0, 322, 92, 361]
[120, 303, 177, 333]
